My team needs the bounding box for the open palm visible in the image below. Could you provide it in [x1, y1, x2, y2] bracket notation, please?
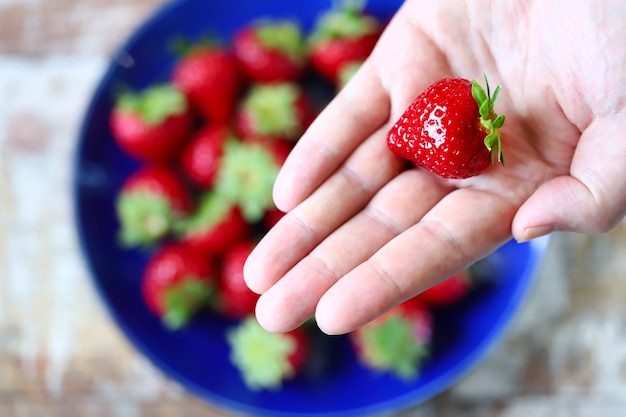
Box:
[244, 0, 626, 335]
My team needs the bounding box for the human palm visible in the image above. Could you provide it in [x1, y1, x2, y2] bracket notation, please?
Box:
[244, 0, 626, 335]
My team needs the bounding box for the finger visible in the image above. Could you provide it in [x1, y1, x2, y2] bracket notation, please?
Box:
[254, 170, 452, 333]
[273, 62, 390, 212]
[244, 126, 405, 295]
[315, 187, 518, 335]
[513, 114, 626, 241]
[273, 6, 452, 212]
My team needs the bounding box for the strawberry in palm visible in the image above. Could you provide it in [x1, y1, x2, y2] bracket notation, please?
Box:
[109, 84, 192, 162]
[142, 244, 215, 330]
[232, 20, 307, 83]
[116, 165, 192, 247]
[217, 240, 260, 319]
[227, 316, 309, 390]
[350, 300, 432, 379]
[387, 76, 505, 179]
[172, 43, 241, 124]
[308, 4, 381, 83]
[176, 192, 249, 256]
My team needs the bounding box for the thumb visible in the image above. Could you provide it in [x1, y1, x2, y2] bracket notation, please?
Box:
[512, 115, 626, 241]
[512, 175, 624, 242]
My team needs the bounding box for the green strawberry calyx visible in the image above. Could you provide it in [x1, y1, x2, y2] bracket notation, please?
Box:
[471, 75, 506, 165]
[116, 190, 174, 247]
[215, 139, 280, 223]
[310, 1, 379, 43]
[175, 191, 232, 237]
[163, 278, 213, 330]
[255, 21, 306, 63]
[356, 311, 429, 379]
[117, 84, 188, 126]
[243, 83, 301, 138]
[227, 316, 297, 390]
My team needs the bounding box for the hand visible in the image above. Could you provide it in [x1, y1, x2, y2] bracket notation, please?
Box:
[244, 0, 626, 335]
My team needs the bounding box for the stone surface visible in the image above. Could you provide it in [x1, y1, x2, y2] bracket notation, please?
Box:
[2, 0, 626, 416]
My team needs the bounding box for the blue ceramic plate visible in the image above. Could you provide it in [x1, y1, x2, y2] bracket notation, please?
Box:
[73, 0, 548, 415]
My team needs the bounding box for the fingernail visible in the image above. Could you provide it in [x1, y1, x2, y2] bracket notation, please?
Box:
[517, 225, 554, 243]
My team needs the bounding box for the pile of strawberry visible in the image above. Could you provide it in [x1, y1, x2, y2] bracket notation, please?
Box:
[108, 3, 487, 392]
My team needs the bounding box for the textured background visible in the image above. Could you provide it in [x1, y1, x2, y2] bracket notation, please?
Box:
[2, 0, 626, 416]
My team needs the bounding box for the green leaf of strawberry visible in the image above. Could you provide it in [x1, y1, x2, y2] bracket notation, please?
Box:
[163, 279, 214, 330]
[350, 301, 432, 379]
[227, 317, 302, 390]
[117, 84, 188, 126]
[240, 83, 301, 137]
[471, 75, 505, 165]
[215, 139, 279, 223]
[255, 21, 306, 63]
[117, 191, 173, 246]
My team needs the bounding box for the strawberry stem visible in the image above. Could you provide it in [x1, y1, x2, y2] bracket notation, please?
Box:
[471, 75, 505, 166]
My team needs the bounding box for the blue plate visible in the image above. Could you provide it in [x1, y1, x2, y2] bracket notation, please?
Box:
[73, 0, 548, 415]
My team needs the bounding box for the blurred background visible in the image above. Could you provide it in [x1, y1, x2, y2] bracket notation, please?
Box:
[1, 0, 626, 416]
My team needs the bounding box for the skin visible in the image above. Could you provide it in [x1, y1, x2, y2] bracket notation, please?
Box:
[243, 0, 626, 335]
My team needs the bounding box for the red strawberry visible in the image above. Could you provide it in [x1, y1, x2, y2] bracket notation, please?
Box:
[350, 300, 432, 379]
[217, 240, 259, 319]
[227, 316, 309, 390]
[172, 45, 241, 124]
[234, 82, 314, 143]
[142, 244, 215, 330]
[232, 20, 307, 83]
[180, 125, 231, 189]
[414, 271, 472, 307]
[116, 166, 192, 247]
[109, 84, 192, 162]
[387, 77, 505, 179]
[177, 192, 249, 256]
[308, 6, 381, 82]
[214, 139, 280, 223]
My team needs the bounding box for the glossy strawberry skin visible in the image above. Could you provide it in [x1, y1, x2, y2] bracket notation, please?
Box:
[232, 26, 305, 83]
[141, 244, 215, 320]
[218, 240, 260, 318]
[309, 32, 380, 82]
[172, 48, 241, 124]
[180, 125, 229, 189]
[110, 106, 192, 162]
[414, 272, 471, 307]
[387, 78, 492, 179]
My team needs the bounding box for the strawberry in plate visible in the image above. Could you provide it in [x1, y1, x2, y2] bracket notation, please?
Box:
[387, 76, 505, 179]
[142, 244, 216, 330]
[308, 4, 381, 83]
[214, 139, 280, 223]
[235, 82, 314, 143]
[232, 20, 308, 83]
[414, 271, 472, 308]
[109, 84, 192, 162]
[172, 43, 242, 124]
[115, 165, 192, 247]
[227, 316, 310, 391]
[216, 240, 260, 319]
[350, 300, 432, 379]
[180, 125, 232, 189]
[176, 192, 249, 256]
